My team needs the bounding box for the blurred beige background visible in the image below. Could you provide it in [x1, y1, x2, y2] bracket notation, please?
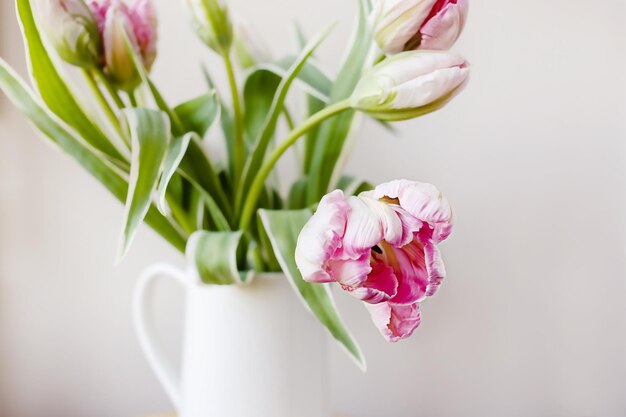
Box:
[1, 0, 626, 416]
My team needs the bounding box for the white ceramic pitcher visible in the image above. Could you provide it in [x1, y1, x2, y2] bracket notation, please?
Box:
[133, 263, 329, 417]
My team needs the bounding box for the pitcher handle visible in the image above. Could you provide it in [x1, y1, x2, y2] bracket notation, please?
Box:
[133, 262, 187, 410]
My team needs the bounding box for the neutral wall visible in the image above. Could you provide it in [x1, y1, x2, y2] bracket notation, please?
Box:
[1, 1, 625, 417]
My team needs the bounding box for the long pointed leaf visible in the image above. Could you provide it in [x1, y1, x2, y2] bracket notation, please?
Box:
[16, 0, 124, 160]
[118, 109, 171, 260]
[0, 60, 186, 252]
[236, 25, 335, 216]
[258, 209, 365, 370]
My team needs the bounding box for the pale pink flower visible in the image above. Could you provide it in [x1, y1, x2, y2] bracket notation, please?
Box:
[372, 0, 469, 54]
[296, 180, 454, 342]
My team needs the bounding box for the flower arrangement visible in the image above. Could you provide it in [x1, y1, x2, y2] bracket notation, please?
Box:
[0, 0, 469, 367]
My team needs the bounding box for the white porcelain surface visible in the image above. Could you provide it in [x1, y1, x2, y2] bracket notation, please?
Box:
[134, 264, 329, 417]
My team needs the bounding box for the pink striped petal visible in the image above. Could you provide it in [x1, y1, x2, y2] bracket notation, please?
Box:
[348, 259, 398, 304]
[366, 301, 422, 342]
[295, 190, 350, 283]
[419, 0, 468, 50]
[371, 179, 454, 243]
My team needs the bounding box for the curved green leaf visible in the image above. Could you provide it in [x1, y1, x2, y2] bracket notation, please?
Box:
[258, 209, 365, 371]
[236, 24, 335, 216]
[186, 231, 247, 285]
[118, 109, 171, 261]
[178, 137, 232, 220]
[16, 0, 124, 160]
[157, 132, 193, 215]
[174, 92, 221, 139]
[0, 59, 186, 253]
[253, 55, 332, 102]
[243, 68, 281, 143]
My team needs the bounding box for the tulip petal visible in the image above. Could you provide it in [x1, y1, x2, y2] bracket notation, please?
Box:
[103, 4, 139, 87]
[342, 196, 403, 258]
[372, 179, 455, 243]
[423, 241, 446, 297]
[366, 301, 422, 342]
[384, 241, 428, 304]
[329, 253, 373, 290]
[295, 190, 349, 283]
[373, 0, 438, 54]
[392, 64, 470, 109]
[419, 0, 468, 50]
[346, 257, 398, 303]
[129, 0, 158, 70]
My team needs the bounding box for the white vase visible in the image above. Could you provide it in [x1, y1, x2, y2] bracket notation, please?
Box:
[133, 263, 330, 417]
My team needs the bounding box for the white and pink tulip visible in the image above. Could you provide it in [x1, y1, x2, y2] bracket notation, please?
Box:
[372, 0, 469, 54]
[295, 180, 454, 342]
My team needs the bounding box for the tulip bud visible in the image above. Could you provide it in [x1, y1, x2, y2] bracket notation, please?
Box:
[372, 0, 468, 54]
[351, 51, 469, 121]
[36, 0, 101, 67]
[184, 0, 233, 54]
[90, 0, 158, 90]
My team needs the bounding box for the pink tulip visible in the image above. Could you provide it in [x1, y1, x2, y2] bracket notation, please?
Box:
[372, 0, 468, 54]
[295, 180, 454, 342]
[90, 0, 158, 89]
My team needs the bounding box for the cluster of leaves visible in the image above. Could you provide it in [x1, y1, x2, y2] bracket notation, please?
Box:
[0, 0, 382, 368]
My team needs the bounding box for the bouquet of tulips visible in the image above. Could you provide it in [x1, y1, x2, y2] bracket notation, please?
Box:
[0, 0, 469, 366]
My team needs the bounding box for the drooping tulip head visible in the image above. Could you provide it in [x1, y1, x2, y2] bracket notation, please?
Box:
[295, 180, 455, 342]
[372, 0, 468, 54]
[90, 0, 158, 90]
[36, 0, 101, 67]
[351, 50, 470, 121]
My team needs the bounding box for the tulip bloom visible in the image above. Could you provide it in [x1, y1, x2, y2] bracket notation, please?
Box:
[90, 0, 158, 90]
[372, 0, 468, 54]
[351, 50, 469, 121]
[36, 0, 101, 67]
[295, 180, 454, 342]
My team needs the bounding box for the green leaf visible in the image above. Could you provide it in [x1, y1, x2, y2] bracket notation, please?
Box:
[258, 209, 366, 370]
[287, 177, 309, 209]
[0, 59, 186, 253]
[178, 137, 232, 221]
[174, 92, 221, 138]
[16, 0, 124, 160]
[236, 25, 334, 216]
[157, 132, 193, 215]
[254, 55, 332, 102]
[186, 231, 247, 285]
[307, 0, 373, 204]
[118, 109, 171, 261]
[243, 68, 281, 144]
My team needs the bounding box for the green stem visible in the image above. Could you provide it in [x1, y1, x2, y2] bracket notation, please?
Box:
[128, 91, 138, 107]
[224, 54, 245, 187]
[83, 69, 128, 149]
[93, 67, 125, 109]
[238, 99, 351, 231]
